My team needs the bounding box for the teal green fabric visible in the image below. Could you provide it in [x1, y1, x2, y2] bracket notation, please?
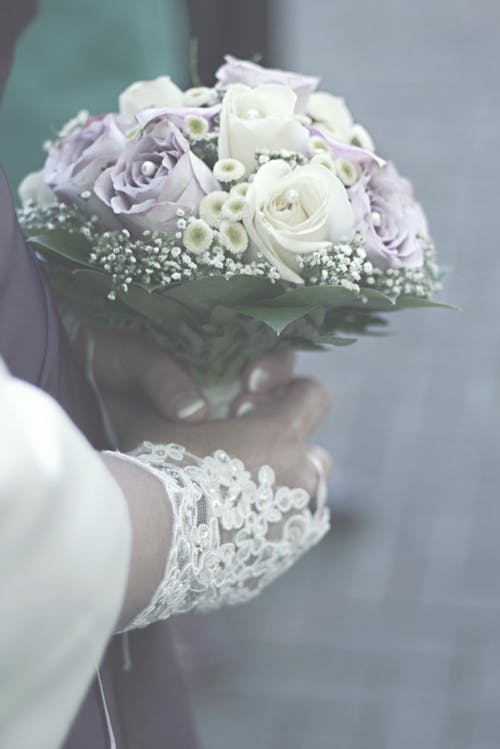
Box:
[0, 0, 189, 194]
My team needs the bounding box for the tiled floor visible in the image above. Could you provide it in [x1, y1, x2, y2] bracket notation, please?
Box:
[188, 1, 500, 747]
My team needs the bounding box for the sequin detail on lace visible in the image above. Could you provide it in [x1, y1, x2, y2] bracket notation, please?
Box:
[122, 442, 330, 630]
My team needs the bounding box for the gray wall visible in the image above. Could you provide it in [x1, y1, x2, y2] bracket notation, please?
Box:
[191, 2, 500, 748]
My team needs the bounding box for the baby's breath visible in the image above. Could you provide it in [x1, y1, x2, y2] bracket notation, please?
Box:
[366, 238, 442, 299]
[18, 204, 441, 306]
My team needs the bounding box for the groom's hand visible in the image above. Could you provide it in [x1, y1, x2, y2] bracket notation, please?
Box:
[88, 327, 294, 424]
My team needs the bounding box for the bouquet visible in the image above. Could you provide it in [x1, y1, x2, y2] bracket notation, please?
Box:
[18, 56, 448, 410]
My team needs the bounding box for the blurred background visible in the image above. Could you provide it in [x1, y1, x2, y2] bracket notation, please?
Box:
[2, 1, 499, 747]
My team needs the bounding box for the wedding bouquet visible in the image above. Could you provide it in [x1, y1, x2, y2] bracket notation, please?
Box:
[18, 56, 447, 401]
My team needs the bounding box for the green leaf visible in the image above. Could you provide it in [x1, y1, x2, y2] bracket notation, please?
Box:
[267, 284, 362, 308]
[162, 274, 283, 315]
[315, 332, 357, 346]
[262, 284, 398, 312]
[392, 295, 459, 311]
[233, 304, 319, 335]
[28, 230, 93, 266]
[117, 283, 193, 328]
[43, 267, 113, 309]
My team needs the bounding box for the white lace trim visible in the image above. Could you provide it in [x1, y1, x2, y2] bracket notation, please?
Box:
[118, 442, 330, 631]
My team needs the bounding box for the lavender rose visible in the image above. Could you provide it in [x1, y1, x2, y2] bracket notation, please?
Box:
[94, 119, 220, 234]
[44, 114, 127, 226]
[216, 56, 319, 113]
[349, 163, 428, 270]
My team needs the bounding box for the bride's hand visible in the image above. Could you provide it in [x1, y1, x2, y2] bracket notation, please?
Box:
[106, 377, 332, 495]
[87, 327, 294, 423]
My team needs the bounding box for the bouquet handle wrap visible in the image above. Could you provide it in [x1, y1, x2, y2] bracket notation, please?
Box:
[202, 380, 241, 420]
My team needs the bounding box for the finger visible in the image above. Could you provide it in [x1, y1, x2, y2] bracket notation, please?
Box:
[101, 391, 148, 450]
[266, 378, 332, 438]
[96, 329, 208, 423]
[307, 445, 333, 503]
[138, 347, 208, 423]
[309, 445, 333, 479]
[229, 387, 282, 418]
[282, 445, 332, 497]
[241, 348, 295, 395]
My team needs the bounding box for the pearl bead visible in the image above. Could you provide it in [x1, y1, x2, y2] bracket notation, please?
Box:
[245, 108, 261, 120]
[141, 160, 157, 177]
[286, 189, 299, 205]
[371, 210, 382, 227]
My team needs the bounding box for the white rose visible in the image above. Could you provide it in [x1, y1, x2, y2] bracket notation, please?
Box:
[119, 76, 183, 118]
[307, 91, 353, 141]
[18, 169, 56, 208]
[307, 91, 375, 150]
[218, 84, 309, 175]
[243, 159, 354, 284]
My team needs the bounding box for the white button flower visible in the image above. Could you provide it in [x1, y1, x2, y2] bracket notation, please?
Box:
[119, 76, 184, 118]
[219, 221, 249, 255]
[218, 84, 309, 175]
[350, 123, 375, 152]
[185, 115, 209, 141]
[213, 158, 246, 183]
[199, 191, 229, 227]
[183, 218, 214, 254]
[243, 159, 354, 284]
[183, 86, 216, 107]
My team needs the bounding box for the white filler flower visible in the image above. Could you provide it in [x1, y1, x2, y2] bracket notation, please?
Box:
[350, 123, 375, 152]
[336, 159, 361, 187]
[230, 181, 250, 198]
[222, 195, 246, 221]
[119, 76, 183, 118]
[185, 115, 209, 141]
[199, 191, 229, 227]
[213, 158, 246, 183]
[218, 83, 309, 175]
[219, 221, 249, 255]
[183, 218, 214, 254]
[183, 86, 215, 107]
[243, 159, 353, 283]
[311, 152, 337, 173]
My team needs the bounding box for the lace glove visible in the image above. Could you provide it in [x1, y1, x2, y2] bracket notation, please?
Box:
[111, 442, 330, 631]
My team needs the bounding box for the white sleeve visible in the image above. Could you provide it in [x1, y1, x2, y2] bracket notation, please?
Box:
[0, 361, 131, 749]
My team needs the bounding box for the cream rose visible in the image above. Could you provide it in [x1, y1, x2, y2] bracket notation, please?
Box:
[218, 84, 309, 175]
[243, 159, 354, 283]
[119, 76, 183, 118]
[307, 92, 353, 141]
[307, 91, 375, 150]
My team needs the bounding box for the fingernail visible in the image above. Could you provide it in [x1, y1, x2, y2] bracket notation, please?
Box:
[248, 367, 270, 393]
[308, 445, 332, 475]
[174, 393, 206, 420]
[236, 400, 255, 417]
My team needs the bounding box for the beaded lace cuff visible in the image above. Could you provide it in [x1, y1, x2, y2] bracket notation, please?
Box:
[119, 442, 330, 631]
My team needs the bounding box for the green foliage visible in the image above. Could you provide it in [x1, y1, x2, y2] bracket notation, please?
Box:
[28, 229, 94, 266]
[26, 227, 454, 386]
